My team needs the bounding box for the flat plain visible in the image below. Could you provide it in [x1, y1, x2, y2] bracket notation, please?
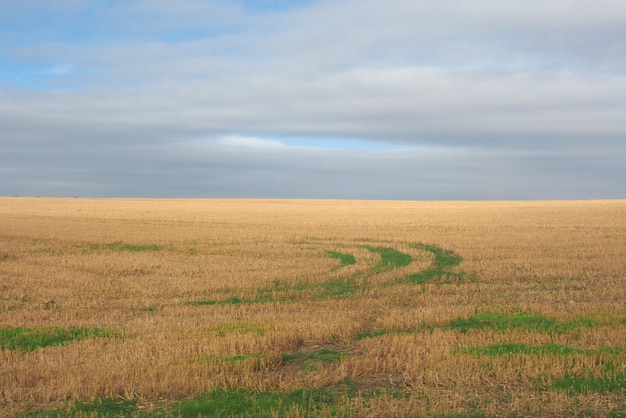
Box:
[1, 197, 625, 417]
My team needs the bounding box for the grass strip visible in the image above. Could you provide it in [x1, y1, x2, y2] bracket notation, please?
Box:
[18, 384, 412, 417]
[403, 244, 466, 284]
[362, 246, 413, 271]
[356, 329, 414, 340]
[460, 343, 626, 356]
[326, 250, 356, 267]
[442, 310, 599, 334]
[89, 243, 161, 252]
[551, 362, 626, 394]
[173, 388, 345, 417]
[0, 327, 116, 351]
[17, 397, 140, 418]
[281, 348, 348, 363]
[358, 310, 619, 340]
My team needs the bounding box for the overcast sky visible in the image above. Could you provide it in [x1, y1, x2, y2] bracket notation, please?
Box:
[1, 0, 625, 199]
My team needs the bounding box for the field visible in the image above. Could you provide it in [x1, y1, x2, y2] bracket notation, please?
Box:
[1, 197, 625, 417]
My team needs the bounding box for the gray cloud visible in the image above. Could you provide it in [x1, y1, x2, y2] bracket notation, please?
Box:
[0, 0, 625, 199]
[2, 137, 621, 199]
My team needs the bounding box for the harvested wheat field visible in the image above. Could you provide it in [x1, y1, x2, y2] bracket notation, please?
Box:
[0, 197, 625, 417]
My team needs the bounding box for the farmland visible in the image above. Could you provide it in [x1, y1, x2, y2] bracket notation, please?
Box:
[1, 197, 625, 417]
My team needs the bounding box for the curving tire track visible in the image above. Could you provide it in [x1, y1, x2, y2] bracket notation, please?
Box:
[190, 242, 467, 306]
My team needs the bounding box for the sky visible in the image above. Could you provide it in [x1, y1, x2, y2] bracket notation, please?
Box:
[1, 0, 625, 200]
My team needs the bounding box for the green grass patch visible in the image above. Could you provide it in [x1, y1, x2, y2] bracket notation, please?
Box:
[551, 362, 626, 394]
[444, 311, 557, 333]
[281, 348, 349, 363]
[89, 243, 161, 252]
[441, 310, 600, 334]
[462, 343, 583, 356]
[358, 310, 615, 340]
[18, 385, 410, 417]
[172, 387, 345, 417]
[65, 397, 140, 417]
[423, 245, 463, 269]
[403, 245, 467, 284]
[326, 250, 356, 267]
[363, 246, 413, 271]
[356, 328, 414, 340]
[187, 296, 249, 306]
[188, 299, 219, 306]
[254, 284, 282, 303]
[460, 343, 626, 357]
[17, 397, 141, 417]
[281, 348, 351, 372]
[0, 327, 117, 351]
[302, 278, 361, 299]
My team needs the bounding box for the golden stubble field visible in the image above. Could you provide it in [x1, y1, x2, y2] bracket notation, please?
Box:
[0, 197, 625, 416]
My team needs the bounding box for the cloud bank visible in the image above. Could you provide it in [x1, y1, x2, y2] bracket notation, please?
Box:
[1, 0, 625, 199]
